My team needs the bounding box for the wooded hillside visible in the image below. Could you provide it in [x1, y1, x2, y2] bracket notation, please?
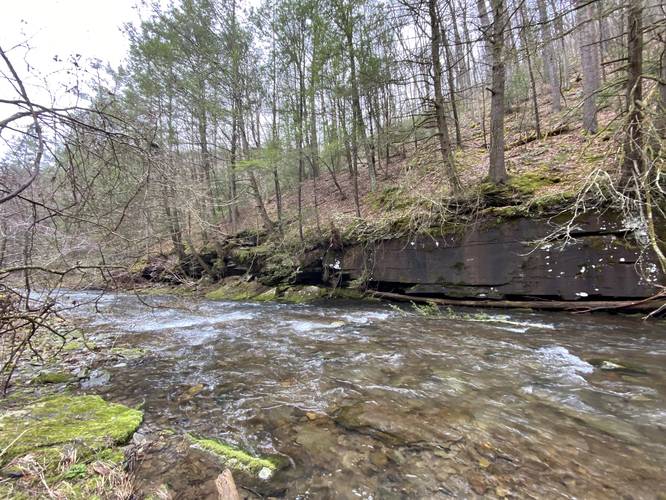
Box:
[1, 0, 665, 286]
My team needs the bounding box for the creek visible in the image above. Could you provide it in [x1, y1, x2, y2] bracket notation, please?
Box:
[61, 291, 666, 498]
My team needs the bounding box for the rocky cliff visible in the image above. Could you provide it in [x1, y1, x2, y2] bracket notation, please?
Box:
[334, 213, 663, 301]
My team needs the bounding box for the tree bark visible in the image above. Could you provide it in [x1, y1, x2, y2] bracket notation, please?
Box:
[519, 3, 542, 138]
[576, 0, 601, 133]
[536, 0, 561, 112]
[488, 0, 508, 183]
[429, 0, 462, 192]
[622, 0, 644, 185]
[345, 28, 376, 192]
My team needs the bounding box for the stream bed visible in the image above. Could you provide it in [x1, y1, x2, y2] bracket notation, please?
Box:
[61, 291, 666, 498]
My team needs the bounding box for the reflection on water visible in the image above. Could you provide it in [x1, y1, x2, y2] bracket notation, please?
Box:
[62, 291, 666, 498]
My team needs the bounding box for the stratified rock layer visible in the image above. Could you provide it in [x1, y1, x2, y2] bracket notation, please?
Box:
[338, 214, 663, 300]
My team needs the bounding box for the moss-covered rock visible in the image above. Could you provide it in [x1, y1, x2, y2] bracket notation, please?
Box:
[187, 434, 279, 479]
[205, 278, 268, 301]
[588, 358, 648, 375]
[254, 288, 279, 301]
[507, 170, 559, 195]
[109, 346, 147, 360]
[329, 287, 369, 300]
[31, 371, 76, 385]
[279, 285, 327, 303]
[0, 395, 143, 465]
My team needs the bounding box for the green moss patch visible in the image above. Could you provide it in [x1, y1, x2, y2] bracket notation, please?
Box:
[279, 285, 327, 303]
[31, 371, 76, 385]
[0, 395, 143, 464]
[205, 278, 268, 301]
[110, 346, 147, 359]
[187, 434, 278, 479]
[254, 288, 279, 301]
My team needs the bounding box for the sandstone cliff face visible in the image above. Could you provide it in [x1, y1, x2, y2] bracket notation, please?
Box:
[336, 214, 663, 301]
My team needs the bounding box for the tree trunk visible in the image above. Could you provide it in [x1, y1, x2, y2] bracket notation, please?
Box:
[549, 0, 570, 89]
[446, 0, 470, 94]
[229, 111, 240, 227]
[488, 0, 508, 183]
[248, 170, 274, 231]
[429, 0, 462, 193]
[622, 0, 644, 185]
[520, 3, 542, 138]
[658, 37, 666, 142]
[576, 0, 601, 133]
[536, 0, 561, 112]
[442, 26, 463, 147]
[345, 29, 376, 192]
[476, 0, 492, 82]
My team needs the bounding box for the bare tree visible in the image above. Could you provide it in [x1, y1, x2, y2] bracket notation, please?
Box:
[576, 0, 601, 133]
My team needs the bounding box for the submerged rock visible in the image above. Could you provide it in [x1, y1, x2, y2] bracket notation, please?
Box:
[80, 368, 111, 388]
[109, 346, 147, 360]
[588, 358, 648, 375]
[334, 402, 464, 447]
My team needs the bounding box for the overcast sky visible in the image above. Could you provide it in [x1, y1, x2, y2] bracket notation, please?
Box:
[0, 0, 157, 155]
[4, 0, 143, 69]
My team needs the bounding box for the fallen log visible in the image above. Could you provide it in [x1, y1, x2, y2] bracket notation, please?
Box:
[505, 125, 571, 150]
[368, 290, 666, 314]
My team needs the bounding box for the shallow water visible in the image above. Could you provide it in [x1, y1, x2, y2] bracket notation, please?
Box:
[62, 291, 666, 499]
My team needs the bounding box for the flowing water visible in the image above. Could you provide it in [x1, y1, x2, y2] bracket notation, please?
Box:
[61, 291, 665, 499]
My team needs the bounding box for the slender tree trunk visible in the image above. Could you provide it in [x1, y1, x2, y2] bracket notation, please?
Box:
[447, 0, 470, 95]
[339, 96, 361, 217]
[537, 0, 561, 112]
[549, 0, 570, 89]
[488, 0, 508, 183]
[622, 0, 644, 185]
[576, 0, 601, 133]
[345, 29, 376, 192]
[658, 39, 666, 142]
[248, 170, 274, 231]
[309, 58, 320, 178]
[229, 111, 239, 227]
[476, 0, 493, 81]
[164, 93, 186, 263]
[429, 0, 462, 192]
[520, 3, 542, 138]
[270, 21, 282, 230]
[442, 26, 463, 147]
[297, 66, 306, 241]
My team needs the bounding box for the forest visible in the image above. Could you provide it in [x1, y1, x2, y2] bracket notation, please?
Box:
[0, 0, 666, 497]
[1, 0, 664, 283]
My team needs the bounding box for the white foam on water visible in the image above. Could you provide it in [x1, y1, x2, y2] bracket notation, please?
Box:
[286, 320, 346, 333]
[536, 345, 594, 383]
[120, 310, 255, 332]
[474, 314, 556, 331]
[339, 311, 392, 324]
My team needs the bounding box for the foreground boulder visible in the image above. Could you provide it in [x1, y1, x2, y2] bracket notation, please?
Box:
[0, 395, 143, 497]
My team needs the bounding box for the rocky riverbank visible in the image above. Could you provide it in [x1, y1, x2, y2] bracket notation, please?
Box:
[130, 209, 665, 314]
[0, 319, 286, 498]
